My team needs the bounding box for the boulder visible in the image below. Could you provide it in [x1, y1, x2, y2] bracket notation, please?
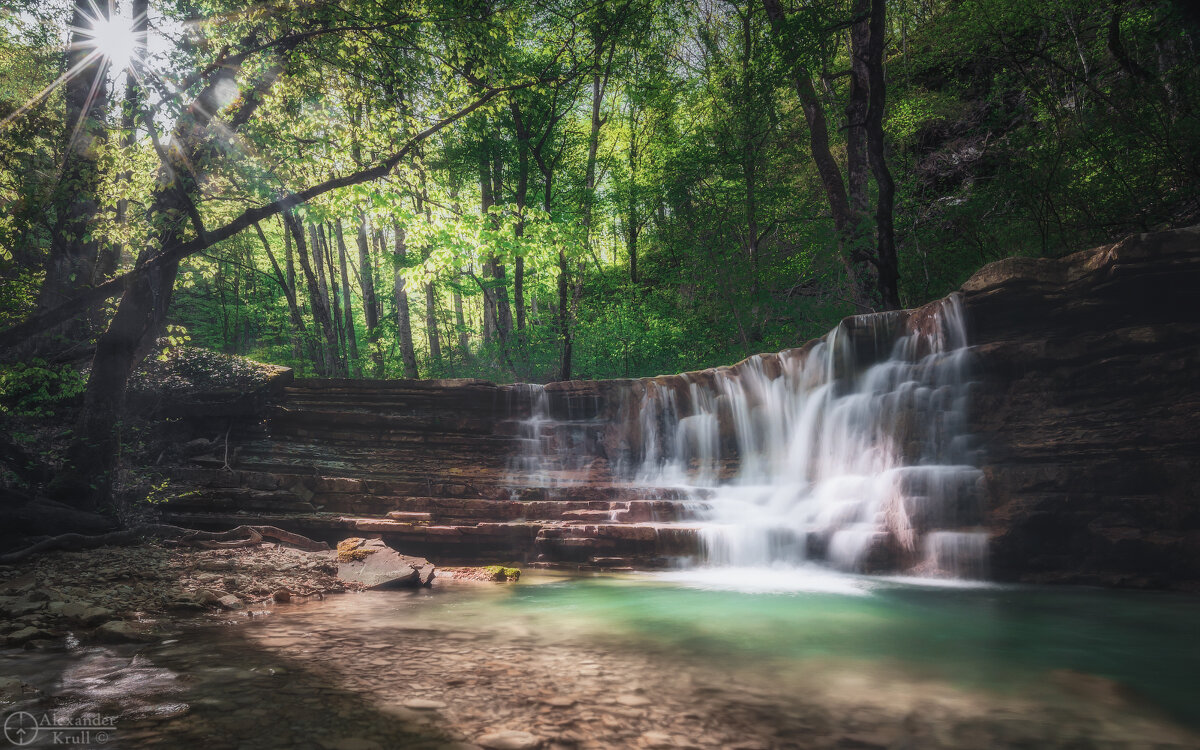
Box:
[335, 538, 436, 588]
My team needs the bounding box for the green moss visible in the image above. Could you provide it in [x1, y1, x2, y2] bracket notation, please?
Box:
[337, 538, 377, 562]
[482, 565, 521, 582]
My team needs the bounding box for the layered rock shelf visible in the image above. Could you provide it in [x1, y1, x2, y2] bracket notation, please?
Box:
[164, 227, 1200, 588]
[163, 378, 707, 568]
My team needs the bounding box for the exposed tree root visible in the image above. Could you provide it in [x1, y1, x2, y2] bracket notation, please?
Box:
[0, 524, 328, 564]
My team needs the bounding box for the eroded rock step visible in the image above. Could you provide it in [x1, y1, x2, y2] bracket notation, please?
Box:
[161, 509, 702, 566]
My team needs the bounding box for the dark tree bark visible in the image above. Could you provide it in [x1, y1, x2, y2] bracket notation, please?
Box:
[763, 0, 874, 312]
[357, 213, 383, 377]
[308, 222, 342, 374]
[254, 222, 316, 369]
[424, 282, 442, 367]
[283, 216, 303, 366]
[392, 221, 420, 378]
[490, 141, 513, 342]
[865, 0, 900, 310]
[100, 0, 149, 283]
[319, 224, 347, 371]
[53, 48, 267, 507]
[479, 147, 498, 344]
[38, 0, 112, 318]
[334, 219, 360, 376]
[513, 124, 529, 332]
[288, 213, 336, 375]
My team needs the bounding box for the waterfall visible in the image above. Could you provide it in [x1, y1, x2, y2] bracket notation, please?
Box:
[506, 294, 989, 578]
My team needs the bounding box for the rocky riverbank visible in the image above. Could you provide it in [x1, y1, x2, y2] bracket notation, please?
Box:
[0, 542, 354, 649]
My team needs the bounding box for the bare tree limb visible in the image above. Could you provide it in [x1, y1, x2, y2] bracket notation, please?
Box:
[0, 84, 517, 352]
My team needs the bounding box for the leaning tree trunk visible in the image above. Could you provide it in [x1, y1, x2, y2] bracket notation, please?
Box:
[37, 0, 112, 323]
[99, 0, 149, 284]
[51, 48, 276, 508]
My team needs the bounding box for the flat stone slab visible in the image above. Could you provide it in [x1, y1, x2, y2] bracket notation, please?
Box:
[336, 538, 436, 588]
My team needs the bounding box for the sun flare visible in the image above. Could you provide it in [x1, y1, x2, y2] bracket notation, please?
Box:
[75, 11, 140, 70]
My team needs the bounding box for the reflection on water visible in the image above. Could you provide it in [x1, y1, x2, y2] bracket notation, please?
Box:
[1, 574, 1198, 748]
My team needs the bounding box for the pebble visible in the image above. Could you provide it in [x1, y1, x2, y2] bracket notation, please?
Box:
[404, 698, 449, 710]
[616, 694, 652, 707]
[476, 730, 542, 750]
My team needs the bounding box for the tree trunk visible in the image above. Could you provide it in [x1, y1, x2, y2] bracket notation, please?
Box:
[491, 142, 513, 341]
[453, 279, 468, 353]
[424, 282, 442, 367]
[290, 216, 336, 375]
[479, 148, 497, 344]
[513, 133, 529, 332]
[52, 44, 280, 508]
[845, 0, 878, 305]
[866, 0, 900, 310]
[100, 0, 148, 284]
[37, 0, 112, 318]
[255, 222, 315, 369]
[334, 219, 360, 376]
[283, 216, 303, 367]
[392, 221, 419, 378]
[762, 0, 871, 312]
[358, 213, 383, 377]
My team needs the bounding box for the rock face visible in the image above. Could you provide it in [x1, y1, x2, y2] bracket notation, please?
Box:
[961, 227, 1200, 588]
[162, 227, 1200, 589]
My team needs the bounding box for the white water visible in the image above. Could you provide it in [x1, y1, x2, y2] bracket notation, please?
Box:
[508, 295, 990, 578]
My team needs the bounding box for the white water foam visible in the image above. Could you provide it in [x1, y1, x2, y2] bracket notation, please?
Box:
[508, 295, 990, 578]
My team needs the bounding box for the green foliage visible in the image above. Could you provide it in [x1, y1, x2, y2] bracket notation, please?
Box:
[0, 359, 86, 416]
[1, 0, 1196, 387]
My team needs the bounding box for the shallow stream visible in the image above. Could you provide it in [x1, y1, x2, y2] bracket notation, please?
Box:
[2, 570, 1198, 749]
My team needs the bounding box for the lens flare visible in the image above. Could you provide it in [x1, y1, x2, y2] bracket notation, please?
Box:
[73, 5, 141, 70]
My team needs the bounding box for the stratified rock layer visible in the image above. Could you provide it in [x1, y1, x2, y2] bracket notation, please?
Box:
[164, 226, 1200, 588]
[962, 226, 1200, 588]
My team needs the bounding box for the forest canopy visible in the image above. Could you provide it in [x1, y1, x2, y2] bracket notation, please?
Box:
[1, 0, 1197, 501]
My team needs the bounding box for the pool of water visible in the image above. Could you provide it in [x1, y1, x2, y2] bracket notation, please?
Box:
[2, 570, 1198, 748]
[500, 569, 1200, 726]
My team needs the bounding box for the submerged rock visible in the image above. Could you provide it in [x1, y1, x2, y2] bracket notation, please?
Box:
[476, 729, 542, 750]
[335, 538, 435, 589]
[94, 620, 149, 643]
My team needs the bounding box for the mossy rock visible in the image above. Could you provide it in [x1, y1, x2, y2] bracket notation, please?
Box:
[482, 565, 521, 582]
[337, 537, 378, 563]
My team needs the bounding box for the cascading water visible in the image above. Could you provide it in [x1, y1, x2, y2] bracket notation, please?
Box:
[506, 294, 989, 578]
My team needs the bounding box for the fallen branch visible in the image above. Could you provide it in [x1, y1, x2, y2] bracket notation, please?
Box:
[0, 524, 328, 564]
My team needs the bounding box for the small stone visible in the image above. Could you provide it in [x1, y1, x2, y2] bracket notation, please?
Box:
[4, 626, 49, 646]
[94, 620, 145, 643]
[639, 732, 675, 748]
[403, 698, 448, 710]
[76, 605, 114, 626]
[615, 694, 651, 707]
[0, 676, 38, 702]
[217, 594, 243, 610]
[476, 730, 542, 750]
[541, 696, 576, 708]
